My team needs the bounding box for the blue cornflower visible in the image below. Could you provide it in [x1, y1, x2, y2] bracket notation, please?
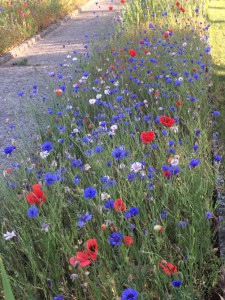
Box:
[73, 175, 81, 185]
[84, 187, 97, 199]
[170, 166, 180, 176]
[53, 295, 64, 300]
[121, 288, 139, 300]
[77, 212, 92, 227]
[168, 140, 174, 146]
[104, 200, 114, 210]
[193, 145, 199, 151]
[129, 207, 139, 216]
[124, 211, 132, 219]
[18, 91, 24, 96]
[109, 232, 123, 246]
[160, 211, 167, 219]
[204, 46, 211, 53]
[71, 159, 83, 167]
[4, 146, 16, 155]
[94, 145, 104, 153]
[213, 111, 220, 117]
[206, 211, 213, 219]
[27, 206, 38, 218]
[127, 172, 136, 182]
[41, 141, 53, 152]
[151, 143, 158, 150]
[44, 173, 57, 185]
[162, 130, 168, 136]
[111, 146, 127, 160]
[172, 279, 182, 288]
[189, 159, 200, 168]
[174, 80, 182, 87]
[214, 155, 222, 162]
[178, 220, 188, 228]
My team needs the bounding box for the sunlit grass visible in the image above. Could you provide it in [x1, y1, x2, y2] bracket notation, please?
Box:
[0, 0, 88, 55]
[208, 1, 225, 142]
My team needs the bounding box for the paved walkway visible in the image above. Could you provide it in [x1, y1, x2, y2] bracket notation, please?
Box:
[0, 0, 121, 171]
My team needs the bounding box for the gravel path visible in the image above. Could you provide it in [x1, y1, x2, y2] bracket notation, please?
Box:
[0, 0, 121, 171]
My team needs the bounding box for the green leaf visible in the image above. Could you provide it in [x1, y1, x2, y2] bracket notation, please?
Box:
[0, 257, 15, 300]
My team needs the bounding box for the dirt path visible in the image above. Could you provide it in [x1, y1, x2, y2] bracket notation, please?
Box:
[0, 0, 121, 171]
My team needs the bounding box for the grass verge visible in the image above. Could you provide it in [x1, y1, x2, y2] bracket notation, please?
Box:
[0, 0, 222, 299]
[0, 0, 88, 55]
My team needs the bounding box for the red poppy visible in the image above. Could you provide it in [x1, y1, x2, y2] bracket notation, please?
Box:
[120, 0, 125, 3]
[69, 252, 91, 267]
[26, 184, 46, 206]
[140, 131, 155, 144]
[175, 1, 180, 6]
[109, 6, 113, 10]
[176, 100, 183, 106]
[84, 239, 98, 261]
[119, 49, 124, 52]
[180, 7, 185, 12]
[157, 260, 178, 275]
[159, 115, 175, 127]
[164, 32, 169, 38]
[114, 198, 126, 212]
[110, 226, 118, 231]
[129, 49, 137, 57]
[6, 168, 12, 173]
[55, 89, 63, 95]
[163, 170, 171, 179]
[123, 236, 134, 246]
[143, 49, 149, 54]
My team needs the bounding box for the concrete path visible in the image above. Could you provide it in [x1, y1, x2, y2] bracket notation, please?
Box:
[0, 0, 122, 171]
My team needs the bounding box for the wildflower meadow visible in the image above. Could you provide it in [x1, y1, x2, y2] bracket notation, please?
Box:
[0, 0, 222, 299]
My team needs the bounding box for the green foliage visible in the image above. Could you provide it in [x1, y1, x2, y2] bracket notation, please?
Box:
[0, 257, 15, 300]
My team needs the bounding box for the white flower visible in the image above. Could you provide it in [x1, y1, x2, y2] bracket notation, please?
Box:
[72, 57, 78, 61]
[51, 160, 57, 167]
[182, 43, 187, 47]
[41, 223, 50, 233]
[131, 162, 143, 173]
[40, 151, 49, 158]
[96, 94, 102, 99]
[84, 164, 91, 171]
[4, 231, 16, 240]
[101, 192, 111, 201]
[171, 126, 178, 133]
[65, 186, 71, 193]
[97, 68, 102, 72]
[110, 125, 118, 131]
[170, 158, 179, 166]
[67, 55, 71, 58]
[114, 81, 119, 86]
[178, 77, 183, 81]
[108, 131, 116, 136]
[104, 89, 110, 95]
[89, 99, 96, 104]
[73, 128, 80, 133]
[119, 163, 126, 169]
[70, 274, 79, 281]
